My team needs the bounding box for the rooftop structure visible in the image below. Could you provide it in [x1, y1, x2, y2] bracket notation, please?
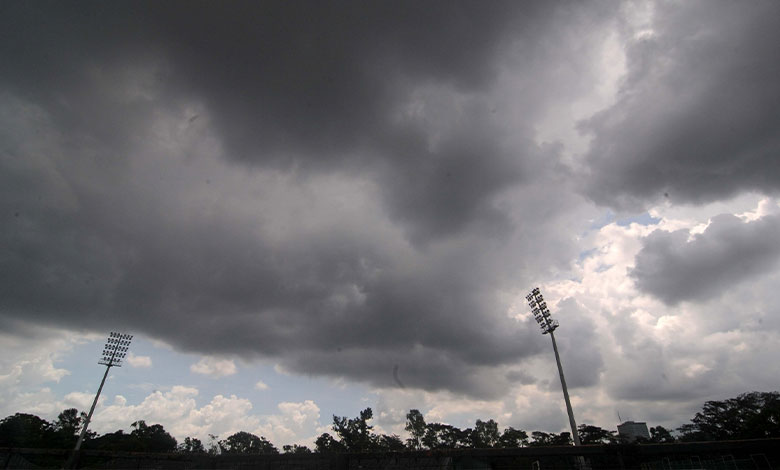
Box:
[618, 421, 650, 442]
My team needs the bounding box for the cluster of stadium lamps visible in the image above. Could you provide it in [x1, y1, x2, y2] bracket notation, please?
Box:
[526, 287, 559, 335]
[99, 332, 133, 367]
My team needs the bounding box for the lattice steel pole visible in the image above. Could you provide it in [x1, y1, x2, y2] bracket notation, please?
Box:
[526, 288, 581, 446]
[73, 332, 133, 451]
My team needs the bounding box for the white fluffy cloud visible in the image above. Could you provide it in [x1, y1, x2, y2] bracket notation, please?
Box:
[0, 328, 80, 418]
[254, 400, 322, 447]
[254, 380, 269, 391]
[84, 387, 323, 447]
[542, 197, 780, 429]
[190, 357, 237, 378]
[127, 353, 152, 368]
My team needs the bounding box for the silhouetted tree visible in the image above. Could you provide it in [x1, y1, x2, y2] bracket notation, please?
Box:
[676, 423, 706, 442]
[314, 432, 345, 453]
[374, 434, 406, 451]
[529, 431, 572, 446]
[130, 420, 178, 452]
[683, 391, 780, 440]
[219, 431, 277, 454]
[283, 444, 312, 454]
[578, 424, 615, 445]
[528, 431, 552, 446]
[46, 408, 82, 448]
[421, 423, 442, 449]
[405, 409, 426, 450]
[90, 430, 139, 452]
[470, 419, 500, 448]
[0, 413, 52, 448]
[552, 432, 573, 446]
[54, 409, 81, 434]
[497, 427, 528, 448]
[422, 423, 469, 449]
[332, 408, 374, 452]
[649, 426, 675, 443]
[178, 436, 206, 453]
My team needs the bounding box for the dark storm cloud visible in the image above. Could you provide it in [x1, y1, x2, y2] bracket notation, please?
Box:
[2, 1, 600, 396]
[580, 0, 780, 210]
[154, 1, 520, 162]
[0, 129, 537, 397]
[1, 0, 538, 243]
[630, 213, 780, 305]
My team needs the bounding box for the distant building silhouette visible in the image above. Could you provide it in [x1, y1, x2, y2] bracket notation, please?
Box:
[617, 421, 650, 442]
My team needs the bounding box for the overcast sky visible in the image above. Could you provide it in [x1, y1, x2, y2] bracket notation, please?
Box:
[2, 0, 779, 447]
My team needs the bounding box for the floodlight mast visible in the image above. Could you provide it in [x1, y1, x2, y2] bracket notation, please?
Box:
[526, 288, 582, 446]
[73, 332, 133, 453]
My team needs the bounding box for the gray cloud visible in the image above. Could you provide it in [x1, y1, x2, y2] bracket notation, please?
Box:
[630, 213, 780, 305]
[1, 0, 535, 245]
[550, 298, 603, 389]
[0, 127, 539, 397]
[5, 0, 776, 406]
[580, 0, 780, 210]
[2, 1, 613, 398]
[4, 2, 780, 439]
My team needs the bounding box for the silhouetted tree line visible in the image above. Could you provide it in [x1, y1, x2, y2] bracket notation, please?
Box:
[0, 410, 180, 453]
[675, 391, 780, 442]
[1, 391, 777, 454]
[311, 391, 779, 452]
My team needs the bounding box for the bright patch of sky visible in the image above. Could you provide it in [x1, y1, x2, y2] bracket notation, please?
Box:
[6, 334, 373, 443]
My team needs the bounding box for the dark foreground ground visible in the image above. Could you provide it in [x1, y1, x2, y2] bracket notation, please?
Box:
[2, 438, 778, 470]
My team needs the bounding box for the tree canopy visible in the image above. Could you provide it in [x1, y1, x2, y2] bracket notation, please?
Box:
[677, 391, 780, 441]
[1, 391, 778, 454]
[178, 436, 206, 453]
[332, 408, 375, 452]
[470, 419, 500, 448]
[578, 424, 616, 445]
[497, 427, 529, 448]
[649, 426, 675, 443]
[130, 420, 178, 453]
[283, 444, 313, 454]
[528, 431, 572, 447]
[404, 409, 426, 450]
[0, 413, 52, 448]
[219, 431, 278, 454]
[314, 432, 345, 453]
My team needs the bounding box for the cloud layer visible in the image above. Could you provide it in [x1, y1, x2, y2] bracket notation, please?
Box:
[631, 213, 780, 304]
[581, 1, 780, 209]
[0, 1, 602, 397]
[2, 0, 780, 411]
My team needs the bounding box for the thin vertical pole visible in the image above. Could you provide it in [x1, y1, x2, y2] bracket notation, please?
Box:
[74, 364, 110, 451]
[549, 331, 581, 446]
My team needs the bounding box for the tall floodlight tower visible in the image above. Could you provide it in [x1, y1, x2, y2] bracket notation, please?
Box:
[73, 332, 133, 451]
[526, 288, 581, 446]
